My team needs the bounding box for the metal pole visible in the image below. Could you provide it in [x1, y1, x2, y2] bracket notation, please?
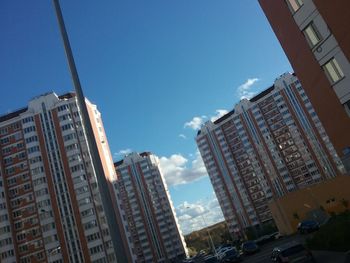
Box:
[199, 214, 218, 258]
[52, 1, 128, 262]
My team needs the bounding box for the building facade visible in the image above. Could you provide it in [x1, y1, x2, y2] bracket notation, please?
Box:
[113, 152, 187, 263]
[269, 175, 350, 235]
[196, 73, 345, 239]
[258, 0, 350, 169]
[0, 92, 122, 263]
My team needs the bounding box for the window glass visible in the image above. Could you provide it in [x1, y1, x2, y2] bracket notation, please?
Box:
[304, 23, 321, 47]
[323, 58, 344, 83]
[344, 100, 350, 117]
[287, 0, 303, 12]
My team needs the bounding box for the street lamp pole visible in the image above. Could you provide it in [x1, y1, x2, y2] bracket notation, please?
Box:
[52, 1, 128, 262]
[186, 207, 217, 257]
[199, 214, 218, 258]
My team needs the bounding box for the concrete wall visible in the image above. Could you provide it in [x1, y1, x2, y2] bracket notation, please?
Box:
[268, 176, 350, 235]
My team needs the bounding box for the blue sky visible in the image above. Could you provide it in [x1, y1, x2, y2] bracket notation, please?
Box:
[0, 0, 292, 233]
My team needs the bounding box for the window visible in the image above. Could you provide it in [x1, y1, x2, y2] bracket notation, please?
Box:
[287, 0, 303, 12]
[344, 100, 350, 110]
[19, 244, 28, 253]
[90, 245, 103, 255]
[303, 23, 321, 47]
[84, 220, 97, 230]
[0, 137, 10, 145]
[33, 177, 46, 186]
[81, 208, 94, 217]
[29, 156, 42, 164]
[57, 104, 69, 112]
[87, 232, 100, 242]
[23, 126, 36, 134]
[344, 100, 350, 117]
[23, 183, 32, 191]
[22, 116, 34, 124]
[63, 133, 76, 142]
[25, 135, 38, 144]
[28, 145, 40, 154]
[323, 58, 344, 84]
[17, 233, 26, 241]
[61, 123, 74, 131]
[35, 188, 48, 197]
[12, 123, 20, 130]
[3, 156, 13, 165]
[58, 113, 71, 121]
[0, 226, 10, 235]
[12, 132, 22, 141]
[0, 127, 8, 135]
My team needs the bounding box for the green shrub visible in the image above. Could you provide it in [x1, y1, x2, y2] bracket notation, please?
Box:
[306, 211, 350, 252]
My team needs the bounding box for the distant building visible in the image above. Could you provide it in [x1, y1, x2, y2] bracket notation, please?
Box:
[269, 175, 350, 235]
[258, 0, 350, 170]
[196, 73, 345, 239]
[113, 152, 187, 263]
[0, 92, 121, 262]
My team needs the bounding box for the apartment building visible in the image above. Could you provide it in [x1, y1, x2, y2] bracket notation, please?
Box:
[0, 92, 121, 263]
[196, 73, 346, 239]
[258, 0, 350, 170]
[113, 152, 187, 263]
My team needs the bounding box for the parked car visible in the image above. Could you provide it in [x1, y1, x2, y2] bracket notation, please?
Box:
[241, 240, 260, 255]
[297, 220, 320, 234]
[271, 242, 315, 262]
[221, 247, 241, 262]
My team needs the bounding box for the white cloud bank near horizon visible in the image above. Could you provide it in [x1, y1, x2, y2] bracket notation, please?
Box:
[175, 196, 224, 235]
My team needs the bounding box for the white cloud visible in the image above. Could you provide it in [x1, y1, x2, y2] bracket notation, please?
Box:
[210, 109, 229, 122]
[114, 148, 132, 157]
[237, 78, 259, 99]
[184, 110, 229, 131]
[178, 134, 187, 139]
[159, 151, 207, 186]
[176, 197, 224, 234]
[184, 116, 206, 130]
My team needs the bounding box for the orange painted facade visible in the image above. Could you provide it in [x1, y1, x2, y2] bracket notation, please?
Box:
[269, 175, 350, 235]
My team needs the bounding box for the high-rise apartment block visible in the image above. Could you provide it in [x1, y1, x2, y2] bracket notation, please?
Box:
[196, 73, 345, 238]
[0, 92, 120, 263]
[113, 152, 187, 263]
[258, 0, 350, 170]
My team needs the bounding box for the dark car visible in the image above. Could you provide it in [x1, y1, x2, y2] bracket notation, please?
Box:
[271, 242, 315, 262]
[221, 247, 241, 262]
[241, 241, 260, 255]
[297, 220, 320, 234]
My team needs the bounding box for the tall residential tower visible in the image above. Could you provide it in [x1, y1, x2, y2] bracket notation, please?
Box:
[0, 92, 122, 263]
[258, 0, 350, 170]
[196, 73, 345, 239]
[113, 152, 187, 263]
